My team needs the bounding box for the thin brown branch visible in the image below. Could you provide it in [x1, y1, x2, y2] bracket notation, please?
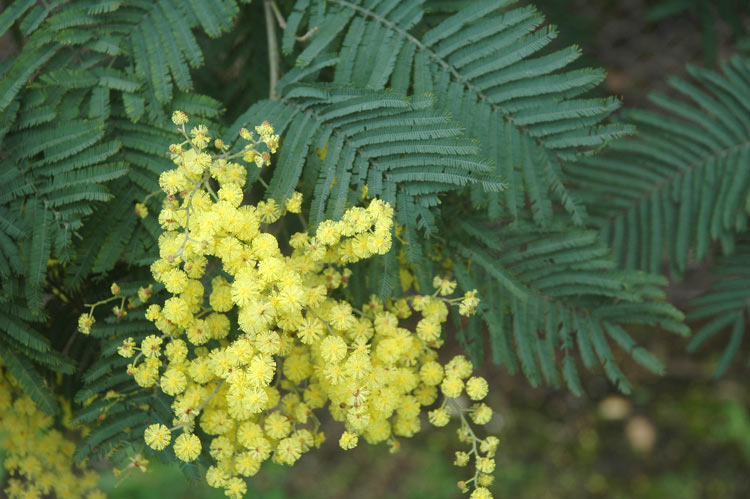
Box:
[264, 0, 281, 100]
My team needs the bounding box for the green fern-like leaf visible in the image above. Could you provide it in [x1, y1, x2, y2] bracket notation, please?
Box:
[566, 55, 750, 277]
[282, 0, 631, 226]
[686, 241, 750, 377]
[448, 216, 687, 394]
[229, 86, 504, 230]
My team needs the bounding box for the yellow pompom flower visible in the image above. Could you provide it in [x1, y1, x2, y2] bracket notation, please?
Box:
[141, 335, 163, 358]
[471, 404, 493, 425]
[162, 296, 191, 325]
[285, 191, 303, 213]
[224, 477, 247, 499]
[257, 199, 281, 223]
[162, 269, 188, 294]
[481, 436, 500, 455]
[205, 466, 228, 488]
[218, 184, 244, 207]
[470, 487, 494, 499]
[416, 319, 441, 342]
[339, 431, 358, 450]
[264, 413, 291, 439]
[174, 433, 201, 462]
[144, 424, 171, 450]
[428, 408, 450, 427]
[160, 369, 187, 396]
[454, 451, 470, 466]
[466, 376, 489, 401]
[247, 356, 275, 388]
[476, 456, 495, 474]
[478, 474, 494, 487]
[159, 170, 186, 195]
[445, 355, 473, 379]
[273, 437, 302, 465]
[234, 452, 261, 477]
[171, 110, 188, 125]
[459, 290, 480, 316]
[117, 337, 136, 358]
[440, 376, 464, 398]
[419, 361, 444, 386]
[77, 313, 94, 334]
[432, 275, 457, 296]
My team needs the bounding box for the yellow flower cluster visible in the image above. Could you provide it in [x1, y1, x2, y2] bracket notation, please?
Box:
[123, 113, 496, 498]
[0, 365, 103, 499]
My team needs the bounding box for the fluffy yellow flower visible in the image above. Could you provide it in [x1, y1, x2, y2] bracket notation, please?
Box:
[470, 487, 494, 499]
[264, 413, 291, 439]
[174, 433, 201, 462]
[454, 451, 470, 466]
[77, 313, 94, 334]
[224, 477, 247, 499]
[338, 431, 358, 450]
[428, 408, 450, 427]
[416, 319, 441, 342]
[432, 276, 457, 296]
[471, 403, 493, 425]
[141, 335, 163, 358]
[160, 369, 187, 396]
[273, 437, 302, 465]
[445, 355, 473, 379]
[117, 337, 136, 358]
[419, 361, 444, 386]
[171, 110, 188, 125]
[476, 457, 495, 474]
[144, 424, 171, 450]
[440, 376, 464, 398]
[466, 376, 488, 401]
[285, 191, 303, 213]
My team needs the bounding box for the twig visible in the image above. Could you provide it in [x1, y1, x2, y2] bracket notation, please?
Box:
[268, 1, 316, 42]
[270, 0, 286, 29]
[62, 332, 77, 357]
[264, 0, 281, 100]
[296, 26, 318, 43]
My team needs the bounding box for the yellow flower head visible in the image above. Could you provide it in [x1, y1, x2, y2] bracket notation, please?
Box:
[144, 424, 171, 450]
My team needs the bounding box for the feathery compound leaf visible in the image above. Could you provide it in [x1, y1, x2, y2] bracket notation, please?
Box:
[74, 411, 149, 463]
[686, 243, 750, 377]
[448, 215, 686, 393]
[566, 56, 750, 276]
[0, 306, 51, 353]
[230, 85, 503, 227]
[0, 0, 36, 37]
[23, 198, 52, 314]
[283, 0, 628, 225]
[0, 44, 58, 113]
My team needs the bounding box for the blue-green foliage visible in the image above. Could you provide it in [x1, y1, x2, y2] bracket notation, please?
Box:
[567, 55, 750, 373]
[567, 57, 750, 277]
[686, 243, 750, 377]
